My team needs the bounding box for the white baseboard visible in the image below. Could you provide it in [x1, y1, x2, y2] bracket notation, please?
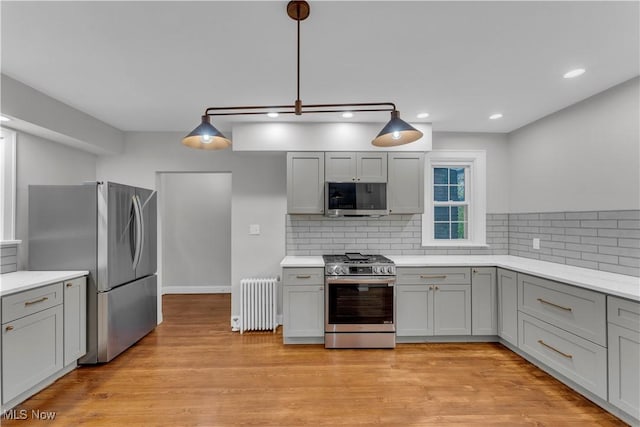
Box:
[162, 285, 231, 294]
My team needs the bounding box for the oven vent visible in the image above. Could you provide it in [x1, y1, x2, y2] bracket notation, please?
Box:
[239, 277, 278, 334]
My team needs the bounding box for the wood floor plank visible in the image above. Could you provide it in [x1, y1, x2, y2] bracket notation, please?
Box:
[1, 294, 627, 426]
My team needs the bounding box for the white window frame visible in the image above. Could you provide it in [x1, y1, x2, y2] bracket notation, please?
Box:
[1, 128, 17, 242]
[422, 150, 487, 247]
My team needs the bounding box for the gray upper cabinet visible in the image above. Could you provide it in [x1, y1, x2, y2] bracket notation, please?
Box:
[287, 152, 325, 214]
[387, 152, 424, 214]
[325, 152, 387, 182]
[471, 267, 497, 336]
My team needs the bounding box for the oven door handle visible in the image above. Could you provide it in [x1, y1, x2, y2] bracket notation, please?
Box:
[326, 277, 395, 286]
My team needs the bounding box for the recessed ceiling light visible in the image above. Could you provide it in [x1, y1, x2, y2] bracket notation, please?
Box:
[342, 112, 354, 118]
[0, 116, 10, 122]
[563, 68, 586, 79]
[416, 112, 430, 119]
[267, 112, 279, 118]
[489, 113, 503, 120]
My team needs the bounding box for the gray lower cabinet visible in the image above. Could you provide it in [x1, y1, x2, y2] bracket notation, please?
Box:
[282, 268, 324, 342]
[471, 267, 497, 335]
[516, 272, 609, 403]
[518, 312, 608, 400]
[517, 273, 607, 346]
[63, 276, 87, 365]
[1, 276, 87, 409]
[396, 284, 433, 336]
[497, 268, 518, 346]
[387, 152, 424, 214]
[2, 283, 65, 405]
[286, 152, 325, 214]
[396, 267, 471, 338]
[607, 296, 640, 420]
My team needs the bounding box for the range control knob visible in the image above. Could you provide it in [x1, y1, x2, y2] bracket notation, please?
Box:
[327, 265, 337, 275]
[386, 266, 394, 274]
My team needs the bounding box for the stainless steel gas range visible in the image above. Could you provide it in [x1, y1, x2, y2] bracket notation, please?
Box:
[323, 253, 396, 349]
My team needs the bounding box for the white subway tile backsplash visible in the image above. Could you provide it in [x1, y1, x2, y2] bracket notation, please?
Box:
[286, 210, 639, 277]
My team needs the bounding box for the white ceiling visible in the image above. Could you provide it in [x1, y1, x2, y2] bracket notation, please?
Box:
[1, 1, 638, 134]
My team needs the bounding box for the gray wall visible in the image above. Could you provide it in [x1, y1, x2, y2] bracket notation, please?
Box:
[504, 77, 640, 277]
[160, 172, 232, 292]
[96, 132, 287, 322]
[508, 77, 639, 213]
[15, 131, 97, 269]
[432, 132, 509, 214]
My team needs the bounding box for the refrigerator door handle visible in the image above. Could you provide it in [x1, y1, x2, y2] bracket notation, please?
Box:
[132, 195, 143, 270]
[136, 195, 145, 269]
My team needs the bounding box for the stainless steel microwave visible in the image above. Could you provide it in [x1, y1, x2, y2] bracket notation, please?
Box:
[325, 182, 388, 217]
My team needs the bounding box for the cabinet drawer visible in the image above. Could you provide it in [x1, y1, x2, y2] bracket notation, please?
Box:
[518, 312, 607, 400]
[517, 273, 606, 346]
[2, 282, 64, 323]
[608, 296, 640, 333]
[283, 268, 324, 285]
[396, 267, 471, 285]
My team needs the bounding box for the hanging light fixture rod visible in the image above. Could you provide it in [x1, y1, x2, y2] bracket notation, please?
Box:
[182, 0, 423, 150]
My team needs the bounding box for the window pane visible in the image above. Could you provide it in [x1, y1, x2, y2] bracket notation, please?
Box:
[434, 168, 449, 184]
[450, 185, 465, 201]
[451, 206, 466, 221]
[434, 223, 450, 239]
[449, 168, 465, 185]
[434, 185, 448, 201]
[434, 206, 449, 221]
[451, 222, 467, 239]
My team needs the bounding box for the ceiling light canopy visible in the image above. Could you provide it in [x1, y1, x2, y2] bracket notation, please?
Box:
[489, 113, 503, 120]
[182, 1, 423, 150]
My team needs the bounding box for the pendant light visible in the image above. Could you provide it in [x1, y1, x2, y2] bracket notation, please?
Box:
[182, 1, 423, 150]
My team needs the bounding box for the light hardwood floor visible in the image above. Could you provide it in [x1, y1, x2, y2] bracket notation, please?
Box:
[2, 294, 626, 426]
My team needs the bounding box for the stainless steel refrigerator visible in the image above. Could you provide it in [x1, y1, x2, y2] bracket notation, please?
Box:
[28, 182, 157, 363]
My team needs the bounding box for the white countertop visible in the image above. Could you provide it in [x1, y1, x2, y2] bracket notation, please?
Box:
[280, 255, 640, 302]
[0, 270, 89, 297]
[280, 256, 324, 268]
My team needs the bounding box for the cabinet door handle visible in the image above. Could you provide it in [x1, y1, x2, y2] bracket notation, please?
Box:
[537, 298, 572, 312]
[435, 286, 439, 290]
[319, 286, 324, 291]
[420, 275, 447, 279]
[66, 283, 73, 288]
[5, 325, 14, 332]
[296, 275, 311, 279]
[429, 286, 433, 290]
[537, 340, 573, 359]
[25, 297, 48, 306]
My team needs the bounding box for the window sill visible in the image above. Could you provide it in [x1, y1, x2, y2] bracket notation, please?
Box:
[1, 240, 21, 247]
[422, 242, 489, 248]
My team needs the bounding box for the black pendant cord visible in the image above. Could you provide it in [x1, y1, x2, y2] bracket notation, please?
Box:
[295, 2, 302, 114]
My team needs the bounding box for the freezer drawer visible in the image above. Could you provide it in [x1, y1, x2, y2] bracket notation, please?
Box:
[97, 275, 157, 362]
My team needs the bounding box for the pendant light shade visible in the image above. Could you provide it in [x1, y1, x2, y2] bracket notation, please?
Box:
[182, 115, 232, 150]
[184, 1, 423, 151]
[372, 111, 423, 147]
